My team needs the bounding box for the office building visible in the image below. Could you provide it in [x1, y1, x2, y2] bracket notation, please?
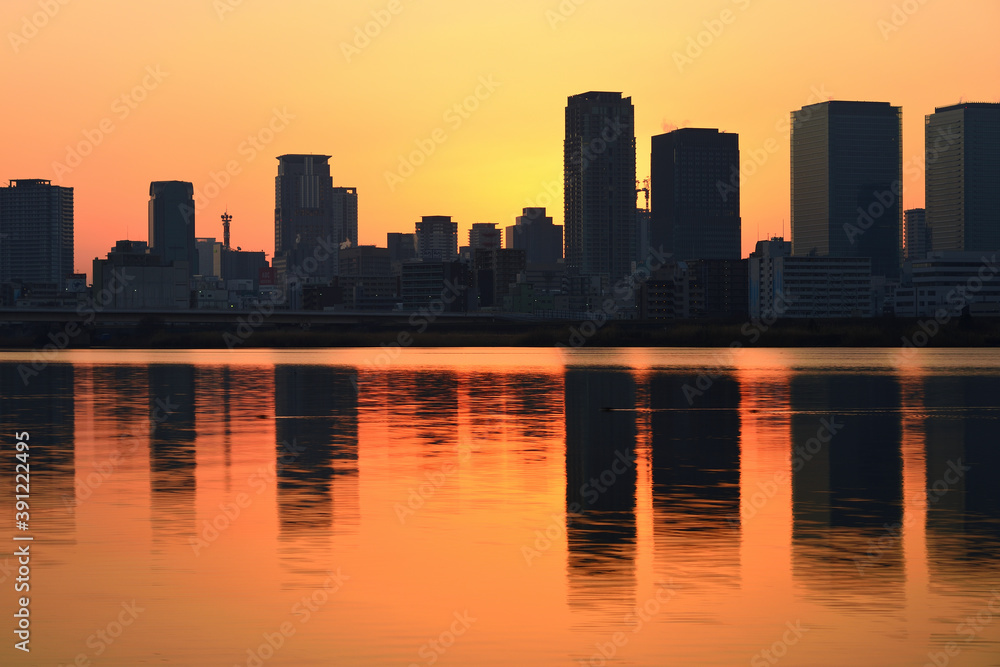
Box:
[791, 101, 902, 279]
[749, 237, 872, 318]
[904, 208, 931, 261]
[415, 216, 458, 261]
[564, 91, 637, 282]
[0, 179, 73, 285]
[474, 248, 526, 309]
[400, 260, 470, 312]
[92, 240, 189, 310]
[196, 237, 223, 278]
[387, 233, 418, 265]
[149, 181, 197, 277]
[505, 207, 563, 265]
[894, 252, 1000, 318]
[925, 103, 1000, 252]
[650, 128, 741, 260]
[469, 223, 501, 250]
[274, 155, 357, 279]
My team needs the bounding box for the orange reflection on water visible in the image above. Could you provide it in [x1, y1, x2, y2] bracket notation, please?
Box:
[3, 348, 1000, 666]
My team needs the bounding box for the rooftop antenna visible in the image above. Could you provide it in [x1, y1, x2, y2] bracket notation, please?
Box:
[222, 209, 232, 250]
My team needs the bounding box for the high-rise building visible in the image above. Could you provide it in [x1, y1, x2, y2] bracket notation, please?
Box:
[415, 216, 458, 261]
[332, 186, 359, 248]
[564, 91, 637, 282]
[274, 155, 357, 279]
[505, 207, 563, 265]
[387, 232, 418, 264]
[469, 223, 502, 250]
[0, 179, 74, 285]
[791, 101, 902, 279]
[650, 128, 741, 260]
[925, 103, 1000, 252]
[903, 208, 931, 260]
[149, 180, 197, 277]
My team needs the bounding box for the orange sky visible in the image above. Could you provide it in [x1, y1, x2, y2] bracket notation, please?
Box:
[2, 0, 998, 278]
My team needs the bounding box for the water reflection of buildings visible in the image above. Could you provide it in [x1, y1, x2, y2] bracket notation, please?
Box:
[647, 372, 741, 590]
[149, 365, 197, 541]
[564, 370, 637, 614]
[922, 376, 1000, 588]
[275, 366, 358, 536]
[790, 374, 904, 607]
[0, 364, 76, 551]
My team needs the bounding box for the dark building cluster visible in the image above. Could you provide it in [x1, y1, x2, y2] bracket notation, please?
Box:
[2, 99, 998, 320]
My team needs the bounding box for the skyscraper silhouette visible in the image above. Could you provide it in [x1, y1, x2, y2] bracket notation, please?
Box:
[0, 179, 73, 284]
[148, 181, 197, 277]
[564, 92, 637, 282]
[651, 128, 741, 260]
[925, 103, 1000, 252]
[274, 154, 357, 279]
[791, 101, 902, 279]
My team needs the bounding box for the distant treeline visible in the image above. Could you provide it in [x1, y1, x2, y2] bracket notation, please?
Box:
[3, 315, 1000, 350]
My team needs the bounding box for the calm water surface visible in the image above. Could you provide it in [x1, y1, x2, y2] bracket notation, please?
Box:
[2, 348, 999, 666]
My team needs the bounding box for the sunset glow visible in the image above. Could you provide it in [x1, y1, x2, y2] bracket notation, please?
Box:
[4, 0, 998, 277]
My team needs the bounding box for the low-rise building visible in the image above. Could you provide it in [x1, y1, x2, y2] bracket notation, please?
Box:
[893, 251, 1000, 317]
[749, 237, 872, 318]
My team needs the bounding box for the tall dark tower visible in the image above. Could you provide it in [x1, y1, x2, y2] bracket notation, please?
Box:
[925, 103, 1000, 252]
[0, 179, 74, 284]
[274, 155, 358, 280]
[650, 128, 741, 260]
[148, 180, 197, 277]
[790, 101, 902, 279]
[221, 210, 232, 251]
[564, 92, 637, 282]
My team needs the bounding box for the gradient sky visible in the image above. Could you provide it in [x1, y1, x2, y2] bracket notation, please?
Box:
[2, 0, 998, 278]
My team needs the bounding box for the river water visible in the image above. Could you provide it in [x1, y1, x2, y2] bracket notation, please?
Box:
[2, 348, 999, 666]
